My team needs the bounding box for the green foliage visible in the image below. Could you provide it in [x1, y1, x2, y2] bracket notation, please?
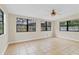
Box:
[60, 20, 79, 27]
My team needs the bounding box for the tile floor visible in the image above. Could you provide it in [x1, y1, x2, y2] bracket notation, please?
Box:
[5, 38, 79, 55]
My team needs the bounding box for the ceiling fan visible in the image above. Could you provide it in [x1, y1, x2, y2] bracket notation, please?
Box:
[51, 9, 56, 16]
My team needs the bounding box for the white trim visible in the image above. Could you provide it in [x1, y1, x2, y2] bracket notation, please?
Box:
[8, 37, 52, 45]
[2, 43, 8, 55]
[57, 36, 79, 42]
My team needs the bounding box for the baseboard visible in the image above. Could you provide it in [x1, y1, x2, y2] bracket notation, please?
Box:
[8, 39, 31, 44]
[2, 43, 8, 55]
[8, 37, 53, 45]
[57, 36, 79, 42]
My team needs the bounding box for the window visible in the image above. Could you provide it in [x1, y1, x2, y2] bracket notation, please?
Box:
[60, 20, 79, 32]
[41, 21, 51, 31]
[0, 9, 4, 35]
[16, 18, 36, 32]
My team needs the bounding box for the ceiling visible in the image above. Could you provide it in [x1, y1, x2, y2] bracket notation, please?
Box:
[4, 4, 79, 20]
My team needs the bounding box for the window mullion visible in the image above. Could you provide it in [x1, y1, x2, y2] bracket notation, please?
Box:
[2, 12, 4, 34]
[27, 19, 28, 32]
[46, 21, 47, 31]
[67, 21, 69, 31]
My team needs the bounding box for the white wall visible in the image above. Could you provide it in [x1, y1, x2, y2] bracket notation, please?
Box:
[54, 14, 79, 41]
[1, 4, 79, 54]
[0, 5, 8, 54]
[8, 14, 54, 44]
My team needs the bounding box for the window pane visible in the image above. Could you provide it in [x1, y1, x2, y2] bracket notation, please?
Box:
[0, 16, 2, 21]
[47, 27, 51, 31]
[28, 19, 36, 32]
[68, 20, 79, 32]
[60, 21, 67, 31]
[47, 22, 51, 31]
[41, 21, 46, 31]
[0, 22, 3, 34]
[0, 11, 2, 16]
[16, 24, 27, 32]
[28, 25, 36, 32]
[41, 23, 46, 27]
[41, 22, 46, 27]
[41, 27, 46, 31]
[16, 18, 27, 32]
[0, 9, 4, 35]
[41, 21, 51, 31]
[47, 22, 51, 27]
[16, 18, 27, 25]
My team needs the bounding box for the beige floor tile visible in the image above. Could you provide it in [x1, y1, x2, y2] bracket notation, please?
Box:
[5, 38, 79, 55]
